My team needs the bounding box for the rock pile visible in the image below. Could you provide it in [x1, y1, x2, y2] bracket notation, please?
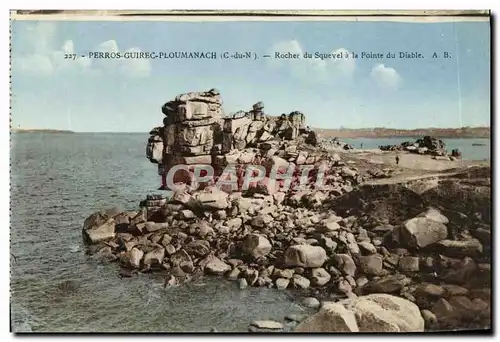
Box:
[83, 176, 490, 331]
[379, 136, 459, 158]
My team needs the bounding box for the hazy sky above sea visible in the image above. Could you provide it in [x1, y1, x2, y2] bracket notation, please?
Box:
[11, 19, 490, 132]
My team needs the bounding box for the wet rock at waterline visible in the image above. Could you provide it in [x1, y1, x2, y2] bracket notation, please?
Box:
[295, 294, 424, 332]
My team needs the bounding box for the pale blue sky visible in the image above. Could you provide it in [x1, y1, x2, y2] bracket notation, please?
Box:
[11, 19, 490, 132]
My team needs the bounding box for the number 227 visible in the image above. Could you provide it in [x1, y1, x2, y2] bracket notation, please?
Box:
[64, 53, 77, 60]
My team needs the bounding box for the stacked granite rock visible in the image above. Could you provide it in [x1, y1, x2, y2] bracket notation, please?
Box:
[320, 137, 354, 151]
[83, 174, 490, 331]
[147, 89, 321, 190]
[146, 127, 164, 165]
[159, 89, 224, 183]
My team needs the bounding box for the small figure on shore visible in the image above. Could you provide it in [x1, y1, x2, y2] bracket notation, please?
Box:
[395, 155, 400, 165]
[360, 143, 363, 149]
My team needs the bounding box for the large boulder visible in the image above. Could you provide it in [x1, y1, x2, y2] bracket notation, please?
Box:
[83, 211, 109, 231]
[245, 176, 283, 196]
[334, 254, 357, 277]
[435, 239, 483, 258]
[234, 197, 266, 213]
[295, 294, 424, 332]
[93, 246, 117, 263]
[146, 129, 164, 164]
[353, 294, 424, 332]
[171, 191, 197, 207]
[317, 216, 341, 232]
[431, 296, 491, 330]
[295, 303, 359, 332]
[284, 245, 327, 268]
[439, 257, 479, 285]
[82, 213, 116, 244]
[397, 216, 448, 248]
[205, 256, 231, 275]
[310, 267, 331, 286]
[143, 247, 165, 266]
[292, 274, 311, 289]
[225, 218, 243, 231]
[176, 124, 214, 147]
[242, 234, 272, 258]
[357, 254, 384, 276]
[128, 247, 144, 269]
[144, 222, 168, 233]
[170, 249, 194, 273]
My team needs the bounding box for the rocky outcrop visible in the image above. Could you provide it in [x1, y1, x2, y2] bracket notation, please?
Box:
[295, 294, 424, 332]
[319, 137, 354, 151]
[284, 245, 327, 268]
[146, 89, 322, 191]
[83, 185, 490, 316]
[379, 136, 453, 157]
[83, 161, 492, 331]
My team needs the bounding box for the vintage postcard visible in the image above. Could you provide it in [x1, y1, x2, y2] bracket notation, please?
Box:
[9, 10, 491, 333]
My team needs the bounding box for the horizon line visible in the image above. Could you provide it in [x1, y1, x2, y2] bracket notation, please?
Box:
[11, 125, 491, 134]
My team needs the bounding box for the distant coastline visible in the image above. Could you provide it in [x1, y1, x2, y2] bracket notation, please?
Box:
[9, 127, 491, 139]
[11, 128, 75, 133]
[316, 127, 490, 139]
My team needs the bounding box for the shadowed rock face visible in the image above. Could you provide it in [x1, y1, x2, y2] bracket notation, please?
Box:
[295, 294, 424, 332]
[420, 180, 491, 225]
[328, 166, 491, 228]
[326, 184, 427, 227]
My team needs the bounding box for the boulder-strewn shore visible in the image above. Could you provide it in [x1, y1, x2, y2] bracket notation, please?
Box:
[379, 136, 462, 159]
[82, 89, 490, 332]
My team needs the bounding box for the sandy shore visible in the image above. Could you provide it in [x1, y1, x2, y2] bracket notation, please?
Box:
[330, 148, 489, 172]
